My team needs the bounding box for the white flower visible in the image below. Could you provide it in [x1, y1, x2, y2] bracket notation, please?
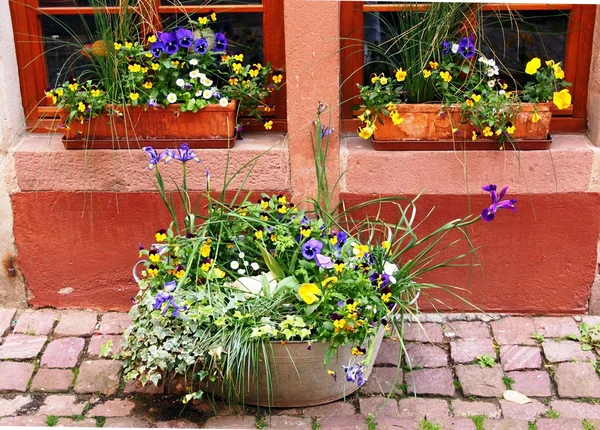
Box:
[478, 56, 488, 63]
[487, 66, 499, 77]
[498, 90, 506, 96]
[189, 69, 200, 79]
[195, 90, 203, 97]
[243, 261, 249, 266]
[237, 268, 246, 275]
[232, 272, 277, 295]
[230, 261, 240, 270]
[451, 43, 459, 54]
[239, 252, 245, 258]
[383, 261, 398, 276]
[189, 58, 199, 66]
[176, 78, 185, 87]
[201, 77, 213, 86]
[390, 275, 397, 284]
[251, 262, 260, 271]
[167, 93, 177, 103]
[487, 59, 497, 67]
[202, 89, 213, 99]
[198, 73, 207, 80]
[487, 80, 496, 88]
[219, 97, 229, 107]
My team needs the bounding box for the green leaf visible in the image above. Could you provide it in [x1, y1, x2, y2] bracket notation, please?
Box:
[256, 243, 285, 280]
[99, 340, 113, 358]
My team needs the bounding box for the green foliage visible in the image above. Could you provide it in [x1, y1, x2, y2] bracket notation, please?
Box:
[256, 416, 268, 429]
[567, 322, 600, 352]
[528, 422, 538, 430]
[531, 333, 545, 344]
[453, 380, 462, 391]
[95, 416, 106, 428]
[70, 415, 86, 422]
[366, 414, 377, 430]
[476, 354, 496, 368]
[419, 419, 441, 430]
[98, 340, 113, 358]
[522, 60, 571, 104]
[544, 410, 560, 419]
[471, 415, 485, 430]
[46, 416, 59, 427]
[502, 375, 514, 390]
[583, 419, 596, 430]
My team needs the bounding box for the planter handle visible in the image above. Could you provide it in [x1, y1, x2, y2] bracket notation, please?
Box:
[132, 260, 146, 284]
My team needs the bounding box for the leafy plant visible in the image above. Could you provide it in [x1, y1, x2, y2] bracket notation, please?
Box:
[419, 419, 442, 430]
[583, 419, 596, 430]
[531, 333, 545, 344]
[471, 415, 485, 430]
[476, 354, 496, 368]
[544, 410, 560, 419]
[502, 375, 514, 390]
[567, 323, 600, 352]
[46, 416, 58, 427]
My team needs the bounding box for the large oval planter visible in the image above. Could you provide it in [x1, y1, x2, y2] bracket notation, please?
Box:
[58, 101, 237, 149]
[372, 102, 552, 151]
[203, 326, 386, 408]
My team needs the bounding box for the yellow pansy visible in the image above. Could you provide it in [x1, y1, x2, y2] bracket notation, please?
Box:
[546, 60, 555, 66]
[151, 63, 160, 71]
[532, 112, 541, 123]
[353, 243, 369, 258]
[352, 347, 365, 356]
[68, 83, 78, 91]
[525, 57, 541, 75]
[141, 67, 148, 74]
[553, 64, 565, 80]
[155, 230, 167, 242]
[272, 74, 283, 84]
[149, 253, 160, 263]
[124, 41, 133, 49]
[371, 75, 379, 84]
[440, 71, 452, 82]
[507, 125, 516, 135]
[211, 12, 217, 21]
[386, 102, 396, 112]
[253, 63, 262, 70]
[466, 99, 474, 107]
[505, 92, 512, 99]
[264, 120, 273, 130]
[298, 283, 321, 305]
[143, 81, 153, 89]
[382, 241, 391, 251]
[322, 277, 338, 288]
[229, 78, 239, 85]
[148, 35, 157, 43]
[200, 243, 211, 258]
[390, 111, 404, 126]
[113, 42, 122, 51]
[277, 195, 287, 204]
[255, 230, 264, 240]
[221, 55, 231, 63]
[234, 53, 244, 62]
[553, 89, 571, 110]
[334, 261, 345, 273]
[56, 89, 64, 96]
[471, 93, 482, 103]
[198, 16, 208, 25]
[128, 63, 141, 73]
[382, 292, 392, 303]
[423, 69, 432, 78]
[395, 68, 407, 81]
[472, 131, 478, 141]
[91, 89, 101, 97]
[171, 60, 179, 67]
[482, 126, 493, 137]
[333, 319, 346, 331]
[249, 69, 259, 78]
[358, 125, 374, 139]
[232, 63, 243, 74]
[78, 102, 85, 112]
[429, 61, 439, 70]
[129, 92, 139, 101]
[147, 267, 159, 277]
[175, 268, 185, 279]
[379, 76, 388, 85]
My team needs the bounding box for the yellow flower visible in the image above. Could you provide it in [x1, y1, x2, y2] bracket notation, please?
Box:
[472, 131, 478, 141]
[333, 319, 346, 331]
[546, 60, 555, 66]
[56, 89, 64, 96]
[148, 35, 156, 43]
[382, 241, 391, 251]
[386, 102, 396, 112]
[149, 253, 160, 263]
[553, 89, 571, 110]
[152, 63, 160, 71]
[429, 61, 439, 70]
[466, 99, 474, 107]
[114, 42, 122, 51]
[272, 74, 283, 84]
[145, 53, 153, 58]
[553, 65, 565, 80]
[358, 125, 374, 139]
[253, 63, 262, 70]
[143, 81, 153, 89]
[525, 57, 541, 75]
[129, 92, 139, 101]
[52, 96, 57, 104]
[371, 75, 379, 84]
[505, 92, 512, 99]
[221, 54, 231, 62]
[234, 53, 244, 62]
[124, 41, 133, 49]
[229, 78, 239, 85]
[243, 80, 251, 87]
[68, 83, 78, 91]
[91, 89, 101, 97]
[232, 63, 243, 74]
[390, 111, 404, 126]
[128, 63, 141, 73]
[198, 16, 208, 25]
[382, 292, 392, 303]
[329, 236, 338, 246]
[155, 230, 167, 242]
[171, 60, 179, 67]
[347, 301, 359, 312]
[322, 277, 338, 288]
[353, 243, 369, 258]
[175, 269, 185, 279]
[200, 243, 211, 258]
[379, 76, 388, 85]
[213, 268, 225, 279]
[78, 102, 85, 112]
[532, 112, 541, 123]
[211, 12, 217, 21]
[507, 125, 516, 135]
[270, 233, 277, 242]
[482, 126, 493, 137]
[264, 120, 273, 130]
[255, 230, 264, 240]
[395, 68, 407, 82]
[278, 195, 287, 204]
[301, 227, 312, 238]
[147, 268, 159, 277]
[471, 93, 482, 103]
[423, 69, 431, 78]
[201, 260, 212, 271]
[333, 262, 344, 273]
[352, 347, 365, 356]
[141, 67, 148, 74]
[277, 204, 287, 214]
[440, 71, 452, 82]
[249, 69, 259, 78]
[298, 283, 321, 305]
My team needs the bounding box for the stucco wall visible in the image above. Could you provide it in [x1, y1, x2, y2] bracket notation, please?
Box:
[587, 8, 600, 147]
[0, 0, 26, 307]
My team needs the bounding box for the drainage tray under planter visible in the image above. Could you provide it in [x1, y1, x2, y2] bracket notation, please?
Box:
[62, 136, 236, 150]
[372, 134, 552, 151]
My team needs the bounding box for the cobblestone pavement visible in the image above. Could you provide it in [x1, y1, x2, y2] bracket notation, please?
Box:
[3, 309, 600, 429]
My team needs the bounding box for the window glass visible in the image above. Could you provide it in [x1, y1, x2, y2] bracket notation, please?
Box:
[160, 0, 261, 6]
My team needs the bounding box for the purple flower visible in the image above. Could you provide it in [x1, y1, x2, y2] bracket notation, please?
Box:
[158, 31, 179, 55]
[147, 99, 158, 108]
[214, 32, 227, 51]
[317, 101, 326, 115]
[337, 231, 347, 247]
[322, 125, 334, 139]
[442, 41, 452, 56]
[167, 143, 200, 163]
[175, 28, 194, 48]
[142, 146, 167, 170]
[481, 185, 517, 222]
[302, 239, 323, 260]
[342, 364, 367, 387]
[315, 254, 334, 269]
[369, 272, 390, 288]
[194, 38, 208, 55]
[458, 35, 475, 59]
[152, 281, 181, 317]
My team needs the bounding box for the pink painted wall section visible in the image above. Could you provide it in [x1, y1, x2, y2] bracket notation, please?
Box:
[284, 0, 340, 203]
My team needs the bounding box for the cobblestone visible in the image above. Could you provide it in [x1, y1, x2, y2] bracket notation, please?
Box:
[403, 323, 444, 343]
[533, 317, 580, 338]
[360, 367, 402, 395]
[499, 345, 542, 371]
[405, 368, 455, 396]
[542, 340, 595, 363]
[490, 317, 536, 346]
[74, 360, 123, 395]
[554, 362, 600, 398]
[13, 310, 57, 336]
[451, 400, 501, 419]
[0, 309, 16, 337]
[451, 338, 496, 364]
[30, 369, 74, 392]
[41, 337, 85, 368]
[38, 395, 85, 416]
[0, 395, 32, 417]
[0, 334, 47, 359]
[359, 396, 398, 417]
[505, 370, 552, 397]
[397, 398, 449, 420]
[499, 399, 547, 420]
[87, 335, 123, 358]
[0, 362, 35, 392]
[404, 343, 448, 368]
[455, 364, 505, 397]
[54, 311, 98, 337]
[98, 313, 131, 334]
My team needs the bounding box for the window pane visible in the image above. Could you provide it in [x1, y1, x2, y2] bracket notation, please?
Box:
[160, 0, 261, 5]
[481, 10, 570, 87]
[160, 12, 264, 64]
[39, 0, 119, 8]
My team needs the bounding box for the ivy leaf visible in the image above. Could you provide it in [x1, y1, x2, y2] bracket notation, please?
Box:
[99, 340, 113, 358]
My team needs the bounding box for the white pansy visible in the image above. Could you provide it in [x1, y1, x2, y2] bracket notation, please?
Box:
[202, 89, 213, 99]
[201, 78, 213, 86]
[487, 59, 496, 67]
[498, 90, 506, 96]
[195, 90, 203, 97]
[167, 93, 177, 103]
[189, 58, 199, 66]
[383, 261, 398, 276]
[478, 56, 488, 63]
[189, 69, 200, 79]
[243, 261, 249, 266]
[230, 261, 240, 270]
[176, 78, 185, 87]
[219, 97, 229, 107]
[251, 262, 260, 271]
[451, 43, 459, 54]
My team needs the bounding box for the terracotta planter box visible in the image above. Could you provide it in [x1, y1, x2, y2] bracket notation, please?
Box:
[58, 102, 237, 149]
[372, 103, 552, 151]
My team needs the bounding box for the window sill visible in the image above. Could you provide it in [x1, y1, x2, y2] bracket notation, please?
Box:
[11, 133, 289, 193]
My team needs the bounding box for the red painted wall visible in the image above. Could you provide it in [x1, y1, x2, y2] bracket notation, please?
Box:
[12, 191, 600, 314]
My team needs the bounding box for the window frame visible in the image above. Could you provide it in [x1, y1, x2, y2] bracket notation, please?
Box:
[9, 0, 286, 132]
[340, 3, 596, 134]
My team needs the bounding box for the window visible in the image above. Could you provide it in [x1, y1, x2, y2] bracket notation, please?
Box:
[340, 3, 596, 133]
[9, 0, 286, 132]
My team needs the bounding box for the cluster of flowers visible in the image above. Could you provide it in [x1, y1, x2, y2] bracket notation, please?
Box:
[46, 14, 282, 127]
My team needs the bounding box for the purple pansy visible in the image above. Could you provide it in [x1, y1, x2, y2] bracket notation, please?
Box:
[194, 38, 208, 55]
[342, 364, 367, 387]
[315, 254, 334, 269]
[481, 184, 517, 222]
[302, 239, 323, 260]
[214, 32, 227, 51]
[142, 146, 168, 170]
[158, 31, 179, 55]
[442, 41, 452, 56]
[149, 40, 164, 57]
[458, 35, 475, 59]
[175, 28, 194, 48]
[369, 272, 390, 288]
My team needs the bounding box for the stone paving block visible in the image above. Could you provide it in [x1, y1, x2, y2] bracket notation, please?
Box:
[505, 370, 552, 397]
[451, 400, 501, 419]
[360, 367, 402, 395]
[98, 313, 131, 334]
[41, 337, 85, 368]
[403, 323, 444, 343]
[551, 399, 600, 419]
[155, 419, 198, 428]
[0, 309, 16, 336]
[38, 395, 85, 416]
[404, 343, 448, 368]
[483, 419, 530, 430]
[123, 379, 165, 394]
[554, 362, 600, 398]
[428, 417, 476, 430]
[265, 415, 312, 429]
[0, 395, 32, 417]
[536, 418, 584, 430]
[54, 311, 98, 337]
[406, 368, 456, 396]
[375, 338, 401, 366]
[542, 340, 595, 363]
[359, 396, 398, 417]
[55, 418, 98, 427]
[318, 414, 370, 430]
[13, 310, 57, 336]
[0, 361, 35, 392]
[104, 417, 154, 428]
[490, 317, 536, 346]
[87, 335, 123, 358]
[30, 368, 74, 392]
[303, 401, 356, 418]
[582, 316, 600, 326]
[0, 334, 47, 359]
[201, 416, 256, 429]
[455, 364, 505, 397]
[499, 345, 542, 371]
[0, 415, 49, 426]
[451, 338, 496, 364]
[73, 360, 123, 395]
[88, 399, 135, 417]
[533, 317, 580, 338]
[444, 321, 491, 339]
[397, 398, 449, 420]
[499, 399, 547, 420]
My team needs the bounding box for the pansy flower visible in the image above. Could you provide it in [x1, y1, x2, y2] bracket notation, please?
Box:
[214, 32, 227, 51]
[155, 229, 167, 242]
[194, 38, 208, 55]
[315, 254, 334, 270]
[158, 31, 179, 55]
[302, 239, 323, 260]
[175, 28, 194, 48]
[333, 260, 345, 273]
[148, 249, 160, 263]
[352, 346, 366, 356]
[458, 35, 475, 59]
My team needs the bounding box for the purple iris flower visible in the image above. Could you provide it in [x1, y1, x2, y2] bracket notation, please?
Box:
[442, 41, 452, 56]
[175, 28, 194, 48]
[214, 32, 227, 51]
[343, 364, 367, 387]
[481, 185, 517, 222]
[142, 146, 167, 170]
[458, 35, 475, 59]
[322, 126, 334, 139]
[158, 31, 179, 55]
[302, 239, 323, 260]
[315, 254, 334, 269]
[167, 143, 200, 163]
[152, 281, 181, 317]
[194, 38, 208, 55]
